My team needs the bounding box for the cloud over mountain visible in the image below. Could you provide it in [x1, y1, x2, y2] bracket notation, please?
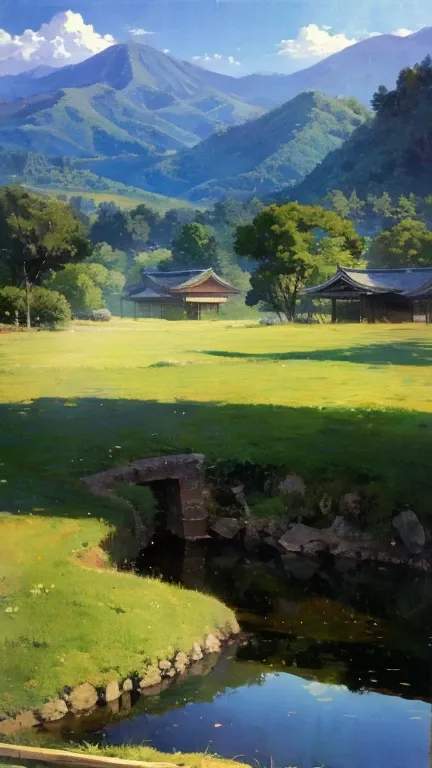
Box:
[277, 25, 358, 61]
[0, 11, 116, 75]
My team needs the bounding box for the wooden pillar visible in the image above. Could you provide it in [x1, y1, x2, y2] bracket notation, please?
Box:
[133, 301, 137, 321]
[331, 298, 337, 324]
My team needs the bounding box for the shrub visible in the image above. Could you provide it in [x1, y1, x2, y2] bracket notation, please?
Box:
[0, 286, 71, 328]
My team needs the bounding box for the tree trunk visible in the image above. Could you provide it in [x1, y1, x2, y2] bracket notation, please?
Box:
[23, 263, 31, 329]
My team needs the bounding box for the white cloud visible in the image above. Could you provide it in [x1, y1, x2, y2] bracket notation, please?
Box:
[163, 49, 170, 54]
[392, 28, 414, 37]
[277, 24, 358, 61]
[192, 52, 241, 69]
[130, 28, 153, 37]
[0, 11, 116, 75]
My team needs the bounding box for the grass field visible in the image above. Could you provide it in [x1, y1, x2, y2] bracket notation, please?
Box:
[26, 187, 194, 214]
[1, 319, 432, 717]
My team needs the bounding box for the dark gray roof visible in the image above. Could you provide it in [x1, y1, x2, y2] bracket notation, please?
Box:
[305, 267, 432, 297]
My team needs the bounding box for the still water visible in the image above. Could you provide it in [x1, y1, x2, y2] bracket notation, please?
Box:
[67, 536, 432, 768]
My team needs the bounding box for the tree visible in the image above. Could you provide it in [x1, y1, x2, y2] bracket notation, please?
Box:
[90, 204, 132, 251]
[371, 85, 389, 112]
[170, 223, 220, 270]
[0, 186, 91, 288]
[89, 242, 128, 273]
[47, 262, 125, 313]
[395, 193, 418, 221]
[48, 264, 105, 314]
[127, 249, 172, 284]
[367, 192, 395, 222]
[235, 203, 363, 320]
[369, 218, 432, 267]
[0, 286, 71, 327]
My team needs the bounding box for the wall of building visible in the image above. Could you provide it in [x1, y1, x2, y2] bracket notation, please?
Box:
[361, 295, 414, 323]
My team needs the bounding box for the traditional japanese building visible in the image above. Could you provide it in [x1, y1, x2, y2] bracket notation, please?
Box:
[304, 266, 432, 323]
[122, 268, 241, 320]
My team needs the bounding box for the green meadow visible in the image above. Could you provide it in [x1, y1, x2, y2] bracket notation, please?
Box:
[1, 319, 432, 717]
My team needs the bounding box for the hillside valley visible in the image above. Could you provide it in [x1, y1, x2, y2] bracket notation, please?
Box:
[71, 92, 369, 201]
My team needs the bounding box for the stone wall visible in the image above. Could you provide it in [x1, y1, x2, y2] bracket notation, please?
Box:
[82, 454, 209, 540]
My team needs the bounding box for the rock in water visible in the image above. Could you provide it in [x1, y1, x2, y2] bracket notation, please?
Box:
[40, 699, 68, 722]
[279, 524, 327, 553]
[393, 510, 426, 554]
[69, 683, 98, 712]
[105, 681, 120, 702]
[211, 517, 241, 539]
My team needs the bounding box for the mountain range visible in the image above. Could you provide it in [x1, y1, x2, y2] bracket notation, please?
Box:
[291, 58, 432, 204]
[2, 29, 432, 110]
[90, 92, 368, 202]
[0, 30, 431, 205]
[0, 44, 262, 159]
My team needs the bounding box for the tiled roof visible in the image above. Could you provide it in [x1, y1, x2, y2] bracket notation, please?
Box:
[305, 267, 432, 296]
[123, 268, 240, 300]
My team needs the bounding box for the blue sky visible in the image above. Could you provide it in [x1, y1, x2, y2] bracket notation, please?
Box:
[0, 0, 431, 75]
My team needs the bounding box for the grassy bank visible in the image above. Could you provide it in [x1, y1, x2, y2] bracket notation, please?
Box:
[0, 745, 247, 768]
[1, 319, 432, 714]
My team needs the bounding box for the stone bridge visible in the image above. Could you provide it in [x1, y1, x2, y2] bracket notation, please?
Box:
[82, 454, 209, 540]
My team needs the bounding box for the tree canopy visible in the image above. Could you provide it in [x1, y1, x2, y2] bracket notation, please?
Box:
[235, 203, 363, 320]
[368, 218, 432, 268]
[166, 222, 220, 271]
[0, 186, 91, 286]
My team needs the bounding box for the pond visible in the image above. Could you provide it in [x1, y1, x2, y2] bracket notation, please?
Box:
[61, 535, 432, 768]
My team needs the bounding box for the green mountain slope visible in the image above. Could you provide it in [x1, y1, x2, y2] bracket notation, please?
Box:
[291, 59, 432, 204]
[91, 92, 368, 201]
[0, 44, 262, 159]
[0, 148, 191, 212]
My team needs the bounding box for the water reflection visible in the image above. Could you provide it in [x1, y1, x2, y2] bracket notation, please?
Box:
[103, 669, 430, 768]
[69, 536, 432, 768]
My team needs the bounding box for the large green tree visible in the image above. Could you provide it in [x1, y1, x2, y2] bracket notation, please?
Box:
[0, 186, 91, 287]
[47, 263, 125, 314]
[235, 203, 363, 320]
[369, 218, 432, 267]
[168, 222, 220, 271]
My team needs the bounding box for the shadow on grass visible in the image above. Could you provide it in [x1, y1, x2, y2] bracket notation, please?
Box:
[1, 397, 432, 529]
[200, 341, 432, 367]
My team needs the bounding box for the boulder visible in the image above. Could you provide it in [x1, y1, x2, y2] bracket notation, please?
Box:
[328, 516, 356, 540]
[231, 485, 252, 517]
[122, 678, 133, 693]
[104, 681, 120, 703]
[174, 651, 189, 673]
[340, 492, 362, 518]
[204, 633, 221, 654]
[0, 718, 20, 736]
[69, 683, 98, 713]
[319, 494, 332, 516]
[40, 698, 68, 722]
[279, 524, 328, 554]
[279, 474, 305, 496]
[158, 659, 172, 675]
[211, 517, 242, 539]
[191, 641, 203, 662]
[139, 665, 161, 689]
[15, 710, 39, 729]
[393, 510, 426, 554]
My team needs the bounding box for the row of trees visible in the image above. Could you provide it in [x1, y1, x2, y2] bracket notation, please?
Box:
[1, 184, 432, 326]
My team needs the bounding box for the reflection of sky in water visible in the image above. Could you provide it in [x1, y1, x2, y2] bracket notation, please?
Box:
[106, 672, 430, 768]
